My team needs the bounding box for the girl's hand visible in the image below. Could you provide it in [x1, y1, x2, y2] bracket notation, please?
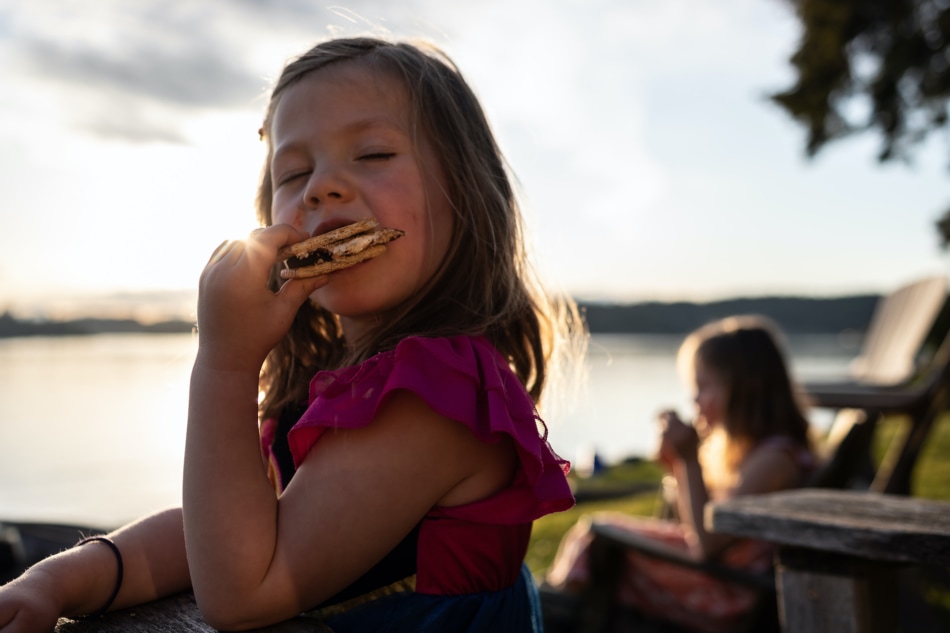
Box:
[195, 224, 329, 372]
[0, 570, 61, 633]
[656, 409, 699, 467]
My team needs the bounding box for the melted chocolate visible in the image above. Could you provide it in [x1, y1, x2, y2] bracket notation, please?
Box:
[287, 247, 332, 269]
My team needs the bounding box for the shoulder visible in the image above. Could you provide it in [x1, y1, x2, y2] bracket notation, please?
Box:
[289, 334, 574, 516]
[306, 387, 517, 508]
[733, 439, 807, 495]
[296, 334, 535, 443]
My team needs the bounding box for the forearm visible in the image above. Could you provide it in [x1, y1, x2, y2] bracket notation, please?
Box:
[183, 363, 282, 620]
[672, 458, 733, 559]
[10, 507, 189, 618]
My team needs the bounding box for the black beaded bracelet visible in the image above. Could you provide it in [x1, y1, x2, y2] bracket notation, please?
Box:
[75, 535, 124, 619]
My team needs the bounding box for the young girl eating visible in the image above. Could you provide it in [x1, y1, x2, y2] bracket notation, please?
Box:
[545, 315, 815, 633]
[0, 37, 582, 632]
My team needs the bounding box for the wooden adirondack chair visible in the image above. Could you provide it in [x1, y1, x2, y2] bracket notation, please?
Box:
[804, 275, 950, 495]
[541, 276, 950, 633]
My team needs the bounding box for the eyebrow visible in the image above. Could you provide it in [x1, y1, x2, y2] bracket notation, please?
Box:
[343, 117, 405, 134]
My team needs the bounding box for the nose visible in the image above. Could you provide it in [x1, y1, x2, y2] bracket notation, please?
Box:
[303, 163, 352, 211]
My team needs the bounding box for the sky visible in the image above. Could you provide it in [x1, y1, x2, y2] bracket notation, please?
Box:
[1, 0, 949, 321]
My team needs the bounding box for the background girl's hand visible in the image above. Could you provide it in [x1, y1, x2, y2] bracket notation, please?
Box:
[195, 225, 328, 372]
[656, 409, 699, 467]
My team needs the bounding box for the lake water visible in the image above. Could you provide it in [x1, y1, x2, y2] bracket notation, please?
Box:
[0, 332, 856, 528]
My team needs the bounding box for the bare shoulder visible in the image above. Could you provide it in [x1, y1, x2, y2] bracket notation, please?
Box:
[270, 389, 518, 608]
[291, 388, 517, 509]
[733, 443, 802, 495]
[369, 388, 518, 507]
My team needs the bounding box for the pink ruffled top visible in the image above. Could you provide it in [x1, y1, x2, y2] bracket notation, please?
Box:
[261, 335, 575, 596]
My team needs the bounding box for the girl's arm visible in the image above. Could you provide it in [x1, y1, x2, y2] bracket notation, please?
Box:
[656, 410, 736, 560]
[185, 226, 516, 630]
[0, 507, 190, 631]
[186, 376, 514, 630]
[684, 446, 800, 559]
[662, 421, 802, 560]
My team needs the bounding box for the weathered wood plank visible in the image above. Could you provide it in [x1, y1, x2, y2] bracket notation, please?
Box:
[55, 591, 332, 632]
[707, 489, 950, 565]
[775, 548, 898, 633]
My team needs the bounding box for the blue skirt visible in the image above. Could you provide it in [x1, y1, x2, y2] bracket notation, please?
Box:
[316, 564, 544, 632]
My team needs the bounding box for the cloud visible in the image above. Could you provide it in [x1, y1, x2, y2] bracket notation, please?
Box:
[17, 36, 263, 110]
[4, 1, 276, 143]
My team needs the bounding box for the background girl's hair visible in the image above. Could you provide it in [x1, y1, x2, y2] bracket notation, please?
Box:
[678, 315, 811, 469]
[256, 37, 586, 420]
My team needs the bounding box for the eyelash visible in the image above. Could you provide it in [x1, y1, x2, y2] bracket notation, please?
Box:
[276, 151, 396, 185]
[359, 152, 395, 161]
[277, 171, 309, 186]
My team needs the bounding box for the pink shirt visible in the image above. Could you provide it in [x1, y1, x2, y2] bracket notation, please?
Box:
[261, 335, 575, 596]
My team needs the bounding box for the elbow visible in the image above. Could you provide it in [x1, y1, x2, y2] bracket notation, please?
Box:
[194, 594, 278, 632]
[200, 611, 267, 632]
[196, 605, 251, 632]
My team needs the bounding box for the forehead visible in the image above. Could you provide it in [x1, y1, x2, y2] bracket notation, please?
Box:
[271, 61, 411, 140]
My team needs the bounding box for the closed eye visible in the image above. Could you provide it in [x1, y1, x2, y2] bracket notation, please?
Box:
[277, 171, 310, 186]
[358, 152, 396, 161]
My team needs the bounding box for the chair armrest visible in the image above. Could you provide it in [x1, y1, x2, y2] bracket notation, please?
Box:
[589, 521, 775, 591]
[802, 381, 930, 411]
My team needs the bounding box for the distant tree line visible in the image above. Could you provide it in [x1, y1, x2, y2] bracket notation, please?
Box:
[0, 312, 195, 338]
[578, 294, 880, 334]
[1, 295, 882, 339]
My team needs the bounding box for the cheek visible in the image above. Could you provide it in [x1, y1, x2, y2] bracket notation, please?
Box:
[422, 198, 455, 269]
[698, 393, 719, 417]
[271, 201, 303, 231]
[432, 214, 454, 266]
[401, 205, 452, 276]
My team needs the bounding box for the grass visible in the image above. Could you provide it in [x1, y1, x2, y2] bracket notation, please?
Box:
[528, 414, 950, 577]
[525, 458, 664, 574]
[896, 415, 950, 501]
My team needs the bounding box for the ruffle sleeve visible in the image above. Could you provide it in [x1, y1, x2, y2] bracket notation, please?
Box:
[287, 335, 575, 522]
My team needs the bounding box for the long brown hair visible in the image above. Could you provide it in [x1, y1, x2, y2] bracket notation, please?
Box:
[256, 37, 584, 421]
[678, 315, 811, 475]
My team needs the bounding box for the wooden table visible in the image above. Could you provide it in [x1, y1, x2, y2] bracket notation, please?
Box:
[708, 489, 950, 633]
[55, 591, 333, 633]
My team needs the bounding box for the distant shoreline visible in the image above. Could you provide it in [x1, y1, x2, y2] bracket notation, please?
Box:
[0, 294, 882, 339]
[580, 294, 880, 335]
[0, 313, 195, 339]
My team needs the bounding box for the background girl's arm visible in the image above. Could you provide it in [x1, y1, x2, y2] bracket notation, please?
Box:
[656, 411, 735, 560]
[671, 441, 801, 560]
[0, 507, 189, 630]
[669, 455, 713, 560]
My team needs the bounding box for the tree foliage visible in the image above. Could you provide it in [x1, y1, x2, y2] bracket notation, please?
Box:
[772, 0, 950, 243]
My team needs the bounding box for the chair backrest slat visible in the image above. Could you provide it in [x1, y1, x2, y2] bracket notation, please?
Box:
[849, 276, 947, 385]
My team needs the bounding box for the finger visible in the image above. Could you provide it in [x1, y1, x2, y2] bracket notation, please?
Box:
[208, 240, 231, 264]
[244, 225, 309, 270]
[207, 239, 246, 266]
[249, 224, 310, 251]
[277, 274, 329, 305]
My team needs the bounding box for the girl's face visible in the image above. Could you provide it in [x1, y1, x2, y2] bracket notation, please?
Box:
[269, 61, 454, 342]
[692, 358, 727, 431]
